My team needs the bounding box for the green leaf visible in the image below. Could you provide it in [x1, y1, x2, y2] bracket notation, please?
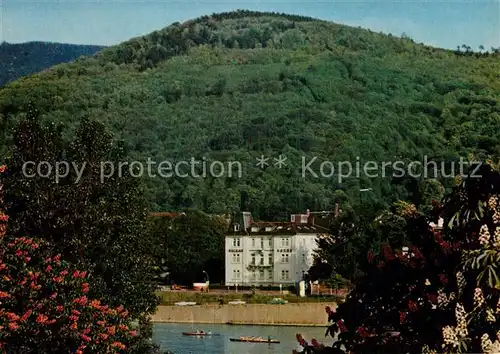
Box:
[477, 269, 486, 284]
[476, 252, 488, 267]
[477, 201, 484, 217]
[448, 213, 457, 229]
[492, 267, 500, 289]
[488, 266, 494, 288]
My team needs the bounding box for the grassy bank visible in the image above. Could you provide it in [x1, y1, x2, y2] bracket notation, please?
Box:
[155, 291, 343, 305]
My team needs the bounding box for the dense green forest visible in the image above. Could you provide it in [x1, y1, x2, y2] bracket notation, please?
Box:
[0, 41, 105, 87]
[0, 10, 499, 219]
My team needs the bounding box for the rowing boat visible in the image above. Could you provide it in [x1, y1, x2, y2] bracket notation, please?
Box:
[182, 331, 214, 336]
[229, 336, 280, 344]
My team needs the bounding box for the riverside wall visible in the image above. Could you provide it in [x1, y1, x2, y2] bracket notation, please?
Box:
[151, 302, 337, 326]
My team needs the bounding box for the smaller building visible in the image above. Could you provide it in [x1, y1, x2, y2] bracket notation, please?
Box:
[224, 210, 333, 286]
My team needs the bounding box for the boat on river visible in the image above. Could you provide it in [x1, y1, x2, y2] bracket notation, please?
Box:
[182, 330, 214, 336]
[229, 336, 280, 344]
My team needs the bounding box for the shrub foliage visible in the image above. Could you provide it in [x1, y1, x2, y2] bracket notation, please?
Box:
[295, 162, 499, 353]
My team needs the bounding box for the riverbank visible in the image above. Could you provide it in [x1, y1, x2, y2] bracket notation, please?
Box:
[151, 302, 337, 326]
[156, 290, 344, 305]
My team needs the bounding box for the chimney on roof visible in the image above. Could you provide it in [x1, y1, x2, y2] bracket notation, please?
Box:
[242, 212, 252, 230]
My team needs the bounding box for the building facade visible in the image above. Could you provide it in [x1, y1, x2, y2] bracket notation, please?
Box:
[224, 210, 331, 286]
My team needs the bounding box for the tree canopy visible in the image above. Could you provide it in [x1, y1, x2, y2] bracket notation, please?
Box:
[0, 41, 105, 87]
[0, 110, 162, 353]
[0, 11, 499, 217]
[296, 162, 500, 353]
[150, 210, 227, 285]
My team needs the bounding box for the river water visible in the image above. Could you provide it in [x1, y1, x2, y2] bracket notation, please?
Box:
[153, 323, 334, 354]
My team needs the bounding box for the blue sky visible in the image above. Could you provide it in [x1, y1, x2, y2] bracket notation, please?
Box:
[1, 0, 499, 50]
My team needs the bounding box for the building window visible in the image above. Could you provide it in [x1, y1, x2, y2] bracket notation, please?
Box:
[281, 270, 289, 280]
[281, 238, 290, 247]
[232, 238, 240, 247]
[259, 255, 264, 265]
[233, 224, 240, 232]
[268, 270, 273, 280]
[302, 253, 307, 264]
[251, 253, 255, 265]
[260, 238, 264, 248]
[259, 270, 264, 280]
[233, 269, 240, 279]
[268, 254, 273, 265]
[281, 253, 289, 263]
[251, 271, 256, 280]
[268, 237, 272, 247]
[232, 253, 241, 263]
[252, 238, 255, 247]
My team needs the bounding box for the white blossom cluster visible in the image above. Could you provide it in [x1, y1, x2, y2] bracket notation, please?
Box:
[481, 333, 492, 352]
[473, 287, 485, 307]
[442, 326, 458, 348]
[486, 308, 496, 323]
[455, 303, 468, 338]
[440, 303, 470, 349]
[438, 194, 500, 353]
[494, 226, 500, 249]
[489, 196, 500, 224]
[479, 224, 491, 246]
[488, 196, 497, 210]
[476, 196, 500, 247]
[456, 272, 466, 297]
[421, 344, 437, 354]
[437, 289, 450, 308]
[481, 331, 500, 354]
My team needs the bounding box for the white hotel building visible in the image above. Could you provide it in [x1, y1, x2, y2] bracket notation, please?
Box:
[224, 210, 332, 286]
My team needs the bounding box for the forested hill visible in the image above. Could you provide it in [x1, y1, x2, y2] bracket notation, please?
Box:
[0, 41, 105, 87]
[1, 10, 499, 219]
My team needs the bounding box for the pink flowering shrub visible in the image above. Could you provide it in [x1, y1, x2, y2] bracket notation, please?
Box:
[0, 165, 136, 353]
